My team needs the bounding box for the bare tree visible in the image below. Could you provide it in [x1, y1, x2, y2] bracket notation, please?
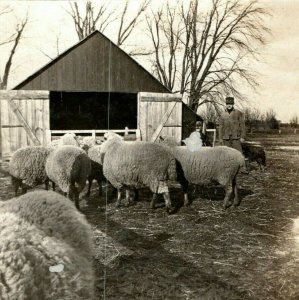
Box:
[147, 0, 269, 111]
[117, 0, 150, 46]
[244, 106, 262, 132]
[68, 0, 150, 48]
[68, 1, 116, 41]
[0, 8, 28, 89]
[200, 102, 221, 125]
[265, 108, 279, 129]
[146, 4, 183, 90]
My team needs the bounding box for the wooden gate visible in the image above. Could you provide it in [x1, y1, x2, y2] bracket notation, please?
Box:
[138, 92, 182, 143]
[0, 90, 50, 159]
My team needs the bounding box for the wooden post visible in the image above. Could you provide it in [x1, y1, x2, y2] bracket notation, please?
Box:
[136, 129, 141, 141]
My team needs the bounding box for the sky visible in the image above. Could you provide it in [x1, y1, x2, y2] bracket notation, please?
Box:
[0, 0, 298, 123]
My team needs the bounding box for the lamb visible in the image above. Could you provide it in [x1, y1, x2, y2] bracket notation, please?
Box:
[0, 190, 95, 300]
[161, 141, 246, 209]
[45, 145, 91, 209]
[241, 142, 266, 170]
[9, 146, 54, 196]
[99, 131, 177, 213]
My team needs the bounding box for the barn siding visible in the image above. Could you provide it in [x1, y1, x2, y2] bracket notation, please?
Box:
[0, 91, 50, 159]
[138, 93, 182, 142]
[14, 31, 169, 94]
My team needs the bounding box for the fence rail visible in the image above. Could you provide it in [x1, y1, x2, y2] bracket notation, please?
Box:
[49, 129, 141, 141]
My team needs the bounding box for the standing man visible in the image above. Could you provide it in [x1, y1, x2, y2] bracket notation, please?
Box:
[218, 96, 246, 153]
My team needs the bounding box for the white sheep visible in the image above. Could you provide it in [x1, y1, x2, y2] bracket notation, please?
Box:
[0, 190, 95, 300]
[99, 132, 177, 213]
[45, 145, 91, 209]
[9, 146, 54, 196]
[161, 143, 246, 209]
[48, 132, 80, 148]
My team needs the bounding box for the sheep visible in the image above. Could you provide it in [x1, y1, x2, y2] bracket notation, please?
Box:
[9, 146, 54, 196]
[48, 132, 80, 149]
[241, 142, 266, 170]
[45, 145, 91, 209]
[0, 190, 95, 300]
[99, 131, 177, 213]
[160, 140, 246, 209]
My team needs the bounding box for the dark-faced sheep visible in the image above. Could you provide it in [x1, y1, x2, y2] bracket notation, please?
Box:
[241, 142, 266, 170]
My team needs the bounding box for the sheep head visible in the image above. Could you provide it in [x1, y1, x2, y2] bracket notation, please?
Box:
[103, 131, 123, 141]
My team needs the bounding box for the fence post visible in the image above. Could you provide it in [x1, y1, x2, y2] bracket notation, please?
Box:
[136, 129, 141, 141]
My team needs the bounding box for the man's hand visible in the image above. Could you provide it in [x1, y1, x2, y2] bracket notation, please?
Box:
[240, 138, 245, 143]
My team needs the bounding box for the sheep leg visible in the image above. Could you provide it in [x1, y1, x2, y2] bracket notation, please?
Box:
[163, 192, 175, 214]
[126, 188, 139, 204]
[97, 179, 102, 197]
[21, 183, 27, 195]
[223, 185, 233, 209]
[131, 188, 139, 202]
[51, 181, 56, 191]
[151, 193, 158, 209]
[116, 189, 122, 207]
[45, 179, 49, 190]
[182, 183, 190, 206]
[12, 177, 22, 196]
[125, 189, 131, 206]
[86, 178, 92, 197]
[232, 177, 240, 207]
[69, 185, 80, 210]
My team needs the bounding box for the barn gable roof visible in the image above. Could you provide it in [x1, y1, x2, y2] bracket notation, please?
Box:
[13, 30, 170, 93]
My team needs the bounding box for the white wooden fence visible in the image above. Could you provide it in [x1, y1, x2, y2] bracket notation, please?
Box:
[49, 128, 141, 141]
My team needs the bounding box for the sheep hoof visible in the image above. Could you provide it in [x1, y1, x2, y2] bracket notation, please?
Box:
[223, 202, 232, 210]
[184, 200, 191, 207]
[166, 206, 176, 214]
[233, 201, 241, 207]
[125, 201, 135, 207]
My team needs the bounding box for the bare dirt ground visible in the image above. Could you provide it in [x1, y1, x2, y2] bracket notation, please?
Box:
[1, 132, 299, 300]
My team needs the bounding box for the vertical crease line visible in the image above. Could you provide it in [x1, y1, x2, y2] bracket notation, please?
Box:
[103, 40, 112, 300]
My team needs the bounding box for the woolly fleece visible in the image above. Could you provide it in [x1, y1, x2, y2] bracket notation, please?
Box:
[169, 146, 245, 186]
[9, 146, 53, 187]
[100, 135, 176, 193]
[0, 190, 95, 300]
[45, 145, 91, 194]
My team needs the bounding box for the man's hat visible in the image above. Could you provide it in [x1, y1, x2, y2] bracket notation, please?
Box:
[226, 96, 235, 104]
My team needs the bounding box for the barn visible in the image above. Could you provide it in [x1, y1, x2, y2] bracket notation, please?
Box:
[0, 30, 202, 159]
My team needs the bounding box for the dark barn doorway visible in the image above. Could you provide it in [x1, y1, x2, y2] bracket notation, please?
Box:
[50, 91, 137, 130]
